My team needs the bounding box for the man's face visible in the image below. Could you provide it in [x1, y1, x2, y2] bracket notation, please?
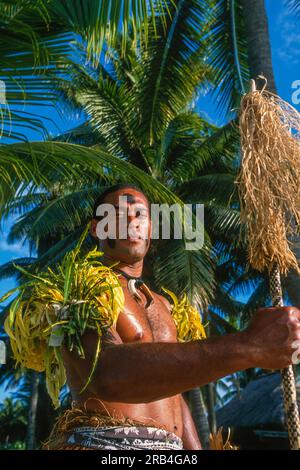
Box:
[91, 188, 152, 264]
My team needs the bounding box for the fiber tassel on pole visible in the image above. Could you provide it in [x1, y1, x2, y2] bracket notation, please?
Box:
[236, 78, 300, 450]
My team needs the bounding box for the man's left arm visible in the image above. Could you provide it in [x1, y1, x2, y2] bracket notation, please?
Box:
[180, 395, 202, 450]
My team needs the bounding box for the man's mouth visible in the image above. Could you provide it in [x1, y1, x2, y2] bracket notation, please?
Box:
[126, 230, 144, 241]
[127, 235, 143, 242]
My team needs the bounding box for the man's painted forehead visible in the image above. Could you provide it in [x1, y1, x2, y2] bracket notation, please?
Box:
[103, 189, 149, 209]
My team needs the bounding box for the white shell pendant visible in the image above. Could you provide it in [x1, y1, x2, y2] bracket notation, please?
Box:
[128, 278, 142, 302]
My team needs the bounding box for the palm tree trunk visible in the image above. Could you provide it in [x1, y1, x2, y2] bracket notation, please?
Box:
[188, 387, 211, 449]
[206, 382, 217, 434]
[240, 0, 276, 93]
[25, 371, 40, 450]
[202, 320, 217, 434]
[240, 0, 300, 308]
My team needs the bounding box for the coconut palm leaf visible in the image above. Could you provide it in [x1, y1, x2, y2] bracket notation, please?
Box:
[7, 186, 104, 243]
[205, 205, 241, 242]
[154, 239, 215, 309]
[207, 0, 249, 117]
[52, 123, 103, 146]
[156, 114, 217, 183]
[239, 278, 270, 327]
[46, 0, 172, 62]
[134, 0, 213, 145]
[0, 0, 72, 139]
[5, 192, 50, 217]
[227, 269, 264, 299]
[208, 309, 238, 335]
[53, 60, 150, 170]
[0, 0, 173, 139]
[0, 257, 37, 281]
[0, 226, 93, 279]
[0, 140, 180, 212]
[0, 398, 27, 427]
[152, 113, 212, 180]
[172, 120, 239, 185]
[210, 283, 243, 318]
[180, 173, 236, 205]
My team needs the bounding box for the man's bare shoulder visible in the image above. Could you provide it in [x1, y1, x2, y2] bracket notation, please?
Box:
[153, 291, 172, 312]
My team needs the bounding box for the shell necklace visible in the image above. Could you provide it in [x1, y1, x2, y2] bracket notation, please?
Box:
[115, 269, 154, 309]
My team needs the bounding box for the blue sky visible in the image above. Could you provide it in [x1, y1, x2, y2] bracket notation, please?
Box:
[0, 0, 299, 400]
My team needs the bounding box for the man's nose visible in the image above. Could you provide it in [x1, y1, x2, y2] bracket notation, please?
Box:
[127, 214, 140, 226]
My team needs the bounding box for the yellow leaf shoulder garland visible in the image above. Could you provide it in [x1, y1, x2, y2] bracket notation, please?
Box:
[2, 227, 125, 409]
[162, 287, 207, 342]
[2, 229, 206, 409]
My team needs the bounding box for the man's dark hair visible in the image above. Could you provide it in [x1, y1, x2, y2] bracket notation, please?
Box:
[92, 184, 150, 218]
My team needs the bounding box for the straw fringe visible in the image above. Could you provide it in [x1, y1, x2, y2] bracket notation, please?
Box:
[43, 401, 239, 450]
[236, 78, 300, 275]
[42, 399, 167, 450]
[209, 427, 239, 450]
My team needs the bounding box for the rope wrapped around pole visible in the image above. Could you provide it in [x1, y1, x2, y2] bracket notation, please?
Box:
[269, 263, 300, 450]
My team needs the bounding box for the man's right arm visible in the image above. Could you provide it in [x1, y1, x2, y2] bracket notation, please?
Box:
[67, 306, 300, 404]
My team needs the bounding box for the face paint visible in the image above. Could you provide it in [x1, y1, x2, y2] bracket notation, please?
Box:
[93, 189, 152, 263]
[123, 193, 136, 204]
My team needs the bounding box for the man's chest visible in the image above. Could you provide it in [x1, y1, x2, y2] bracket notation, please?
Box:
[116, 284, 177, 343]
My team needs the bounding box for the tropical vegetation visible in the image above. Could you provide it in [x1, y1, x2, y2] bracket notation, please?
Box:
[0, 0, 296, 450]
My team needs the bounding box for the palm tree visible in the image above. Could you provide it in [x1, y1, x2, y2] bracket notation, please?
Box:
[1, 0, 223, 305]
[0, 0, 254, 143]
[0, 0, 171, 140]
[0, 0, 70, 141]
[188, 388, 211, 449]
[0, 397, 27, 446]
[0, 2, 239, 448]
[25, 371, 39, 450]
[240, 0, 276, 92]
[236, 0, 300, 315]
[0, 0, 273, 447]
[208, 0, 300, 310]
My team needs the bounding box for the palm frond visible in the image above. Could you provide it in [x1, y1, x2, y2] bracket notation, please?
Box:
[154, 239, 215, 309]
[0, 257, 36, 281]
[52, 123, 103, 146]
[180, 173, 236, 205]
[240, 278, 270, 327]
[207, 0, 249, 118]
[54, 60, 150, 170]
[0, 0, 173, 139]
[7, 185, 103, 243]
[47, 0, 172, 62]
[210, 283, 243, 318]
[136, 0, 212, 144]
[208, 309, 238, 335]
[205, 204, 241, 243]
[0, 141, 180, 213]
[172, 120, 239, 184]
[0, 1, 72, 139]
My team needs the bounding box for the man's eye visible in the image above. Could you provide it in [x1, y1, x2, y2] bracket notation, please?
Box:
[136, 210, 147, 218]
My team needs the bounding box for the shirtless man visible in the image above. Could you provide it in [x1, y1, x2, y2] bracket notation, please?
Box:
[61, 184, 300, 450]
